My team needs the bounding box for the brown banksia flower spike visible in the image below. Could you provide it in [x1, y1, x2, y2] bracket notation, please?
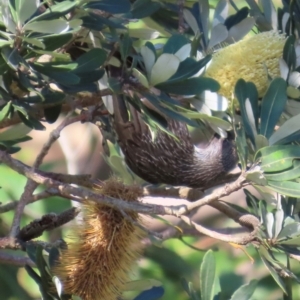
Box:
[54, 177, 144, 300]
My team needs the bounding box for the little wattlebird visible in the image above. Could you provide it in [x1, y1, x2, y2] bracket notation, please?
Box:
[112, 95, 238, 190]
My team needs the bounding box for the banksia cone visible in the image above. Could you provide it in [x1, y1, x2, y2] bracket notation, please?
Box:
[54, 178, 144, 300]
[206, 31, 286, 99]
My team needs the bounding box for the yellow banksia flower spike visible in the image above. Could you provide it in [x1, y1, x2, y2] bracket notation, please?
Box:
[205, 31, 286, 99]
[54, 178, 144, 300]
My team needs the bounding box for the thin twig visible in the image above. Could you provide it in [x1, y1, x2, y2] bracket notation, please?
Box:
[0, 237, 22, 250]
[0, 89, 111, 129]
[0, 190, 51, 214]
[9, 113, 90, 238]
[180, 215, 259, 245]
[0, 187, 83, 214]
[183, 174, 248, 214]
[9, 180, 38, 238]
[0, 252, 35, 267]
[178, 0, 186, 33]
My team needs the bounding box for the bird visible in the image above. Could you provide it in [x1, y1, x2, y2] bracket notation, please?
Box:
[112, 94, 238, 189]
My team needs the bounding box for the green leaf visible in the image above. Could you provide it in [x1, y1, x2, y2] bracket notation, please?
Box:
[0, 123, 31, 141]
[265, 211, 275, 238]
[269, 113, 300, 145]
[17, 0, 38, 24]
[17, 112, 45, 130]
[259, 145, 300, 172]
[198, 0, 209, 47]
[125, 279, 162, 292]
[130, 28, 160, 39]
[120, 33, 132, 62]
[181, 278, 199, 300]
[49, 71, 80, 85]
[277, 222, 300, 241]
[244, 189, 260, 216]
[13, 103, 28, 117]
[255, 134, 269, 151]
[74, 48, 107, 73]
[166, 56, 211, 83]
[108, 77, 122, 93]
[267, 180, 300, 198]
[0, 39, 13, 48]
[283, 35, 296, 70]
[163, 34, 190, 54]
[48, 247, 60, 269]
[224, 7, 249, 29]
[156, 77, 220, 95]
[18, 69, 35, 91]
[42, 33, 73, 51]
[0, 135, 32, 146]
[150, 53, 180, 85]
[199, 91, 228, 112]
[26, 243, 38, 263]
[273, 208, 284, 238]
[35, 246, 56, 300]
[22, 37, 45, 49]
[236, 126, 248, 170]
[131, 0, 161, 18]
[132, 68, 149, 88]
[230, 280, 257, 300]
[44, 105, 61, 124]
[279, 236, 300, 246]
[200, 250, 216, 300]
[183, 9, 200, 37]
[1, 46, 25, 70]
[264, 160, 300, 181]
[84, 0, 131, 14]
[190, 32, 202, 57]
[259, 250, 287, 294]
[1, 2, 16, 33]
[260, 78, 287, 139]
[81, 12, 125, 30]
[0, 101, 12, 122]
[24, 90, 65, 104]
[25, 265, 41, 284]
[28, 0, 77, 23]
[140, 44, 156, 76]
[143, 93, 198, 127]
[77, 69, 105, 84]
[235, 79, 258, 145]
[0, 54, 9, 74]
[23, 19, 69, 34]
[8, 0, 18, 25]
[33, 62, 77, 72]
[257, 144, 293, 159]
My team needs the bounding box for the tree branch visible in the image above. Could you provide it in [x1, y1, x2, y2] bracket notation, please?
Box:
[178, 0, 186, 33]
[9, 112, 91, 238]
[0, 148, 264, 250]
[180, 215, 259, 245]
[0, 150, 251, 218]
[0, 183, 91, 214]
[0, 252, 35, 267]
[0, 89, 111, 129]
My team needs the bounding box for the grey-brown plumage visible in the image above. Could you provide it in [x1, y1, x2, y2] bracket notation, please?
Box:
[113, 95, 237, 189]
